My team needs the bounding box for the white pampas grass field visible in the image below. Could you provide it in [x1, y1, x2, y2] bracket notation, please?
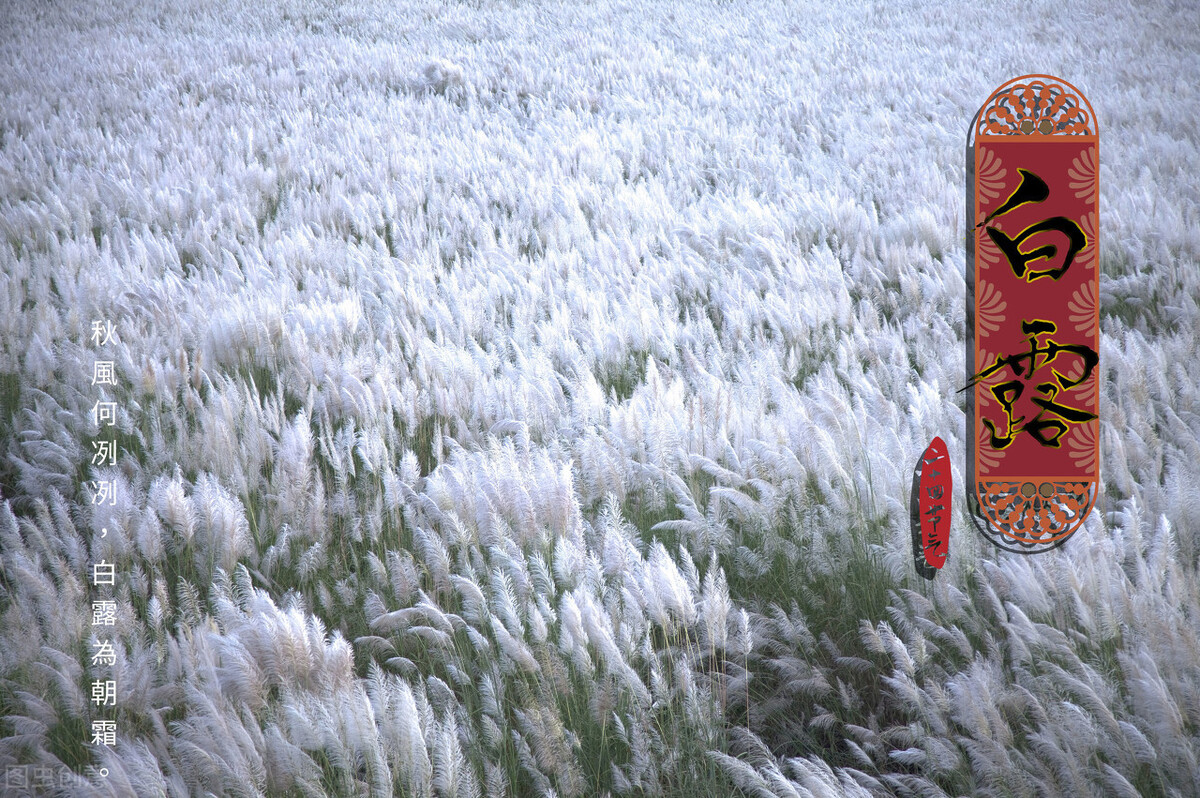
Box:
[1, 0, 1198, 795]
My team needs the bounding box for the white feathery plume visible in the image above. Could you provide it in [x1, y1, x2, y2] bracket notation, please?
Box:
[699, 558, 731, 653]
[149, 468, 196, 550]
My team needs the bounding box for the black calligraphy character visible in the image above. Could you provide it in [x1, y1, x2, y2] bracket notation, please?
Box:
[963, 320, 1098, 449]
[980, 169, 1087, 282]
[984, 380, 1026, 449]
[1023, 381, 1097, 446]
[923, 502, 945, 554]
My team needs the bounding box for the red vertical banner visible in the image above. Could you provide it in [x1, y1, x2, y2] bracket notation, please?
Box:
[967, 75, 1099, 553]
[910, 437, 951, 579]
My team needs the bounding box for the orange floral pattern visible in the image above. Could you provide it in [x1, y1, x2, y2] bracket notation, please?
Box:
[1078, 209, 1098, 264]
[1068, 146, 1098, 202]
[976, 77, 1095, 137]
[974, 480, 1096, 553]
[976, 282, 1007, 336]
[976, 148, 1007, 205]
[1066, 421, 1098, 473]
[973, 347, 1008, 473]
[976, 227, 1003, 271]
[1067, 280, 1098, 336]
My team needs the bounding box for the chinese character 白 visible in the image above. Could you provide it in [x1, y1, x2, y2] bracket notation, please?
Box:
[91, 561, 115, 587]
[980, 168, 1086, 282]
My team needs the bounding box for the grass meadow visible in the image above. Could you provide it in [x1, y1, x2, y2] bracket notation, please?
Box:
[1, 0, 1198, 795]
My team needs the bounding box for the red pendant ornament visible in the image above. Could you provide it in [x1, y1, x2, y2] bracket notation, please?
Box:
[910, 436, 951, 579]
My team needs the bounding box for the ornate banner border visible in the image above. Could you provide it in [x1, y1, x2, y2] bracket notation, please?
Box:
[965, 75, 1099, 554]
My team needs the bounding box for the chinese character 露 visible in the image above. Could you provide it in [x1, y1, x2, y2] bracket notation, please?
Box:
[967, 319, 1098, 449]
[92, 600, 117, 626]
